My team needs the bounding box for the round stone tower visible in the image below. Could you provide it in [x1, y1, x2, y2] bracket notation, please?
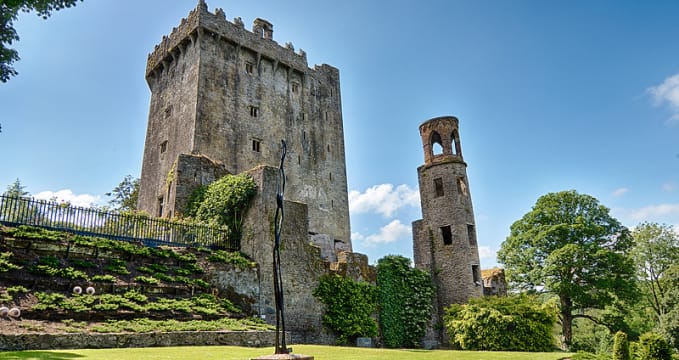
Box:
[411, 116, 483, 345]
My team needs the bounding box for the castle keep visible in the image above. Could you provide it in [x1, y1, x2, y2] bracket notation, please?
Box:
[138, 0, 351, 255]
[412, 116, 483, 344]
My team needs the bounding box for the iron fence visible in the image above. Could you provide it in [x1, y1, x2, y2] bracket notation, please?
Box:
[0, 194, 237, 250]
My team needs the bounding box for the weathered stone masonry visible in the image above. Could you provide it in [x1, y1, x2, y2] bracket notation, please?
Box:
[138, 0, 351, 256]
[412, 116, 483, 345]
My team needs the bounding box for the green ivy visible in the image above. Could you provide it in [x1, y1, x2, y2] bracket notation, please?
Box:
[313, 273, 377, 345]
[186, 173, 257, 240]
[376, 255, 435, 348]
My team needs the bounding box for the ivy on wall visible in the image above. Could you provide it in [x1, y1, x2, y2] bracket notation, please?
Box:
[185, 173, 257, 240]
[376, 255, 435, 348]
[312, 273, 378, 345]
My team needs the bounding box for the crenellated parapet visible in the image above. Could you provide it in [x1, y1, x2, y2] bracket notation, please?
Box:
[146, 1, 309, 82]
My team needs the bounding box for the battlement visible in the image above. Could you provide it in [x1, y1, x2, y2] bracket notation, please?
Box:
[146, 0, 309, 80]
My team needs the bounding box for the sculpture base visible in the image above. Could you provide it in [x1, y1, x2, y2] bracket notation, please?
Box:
[251, 354, 313, 360]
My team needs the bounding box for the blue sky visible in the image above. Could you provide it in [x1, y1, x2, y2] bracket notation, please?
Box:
[1, 0, 678, 268]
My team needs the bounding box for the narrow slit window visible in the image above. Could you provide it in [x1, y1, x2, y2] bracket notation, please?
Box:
[434, 178, 444, 197]
[252, 139, 261, 152]
[245, 62, 254, 74]
[472, 265, 481, 285]
[158, 197, 164, 218]
[249, 106, 259, 117]
[291, 82, 299, 93]
[159, 140, 168, 154]
[467, 224, 477, 246]
[441, 225, 452, 245]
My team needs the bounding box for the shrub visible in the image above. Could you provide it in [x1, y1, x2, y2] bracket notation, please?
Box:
[444, 294, 557, 352]
[0, 252, 21, 272]
[638, 332, 672, 360]
[313, 273, 377, 345]
[376, 255, 434, 348]
[134, 276, 160, 285]
[613, 331, 630, 360]
[105, 258, 130, 275]
[91, 274, 116, 283]
[207, 250, 255, 269]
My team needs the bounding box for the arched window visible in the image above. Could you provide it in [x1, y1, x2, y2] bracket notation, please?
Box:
[451, 130, 461, 156]
[431, 131, 443, 156]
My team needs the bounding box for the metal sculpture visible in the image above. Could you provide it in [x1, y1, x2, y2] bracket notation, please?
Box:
[273, 139, 288, 354]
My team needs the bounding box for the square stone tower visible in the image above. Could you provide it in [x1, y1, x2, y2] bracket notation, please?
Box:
[137, 1, 351, 252]
[412, 116, 483, 344]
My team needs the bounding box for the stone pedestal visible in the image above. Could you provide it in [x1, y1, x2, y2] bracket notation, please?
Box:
[251, 354, 314, 360]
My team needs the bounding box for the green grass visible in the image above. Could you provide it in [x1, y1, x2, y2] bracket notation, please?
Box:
[0, 345, 573, 360]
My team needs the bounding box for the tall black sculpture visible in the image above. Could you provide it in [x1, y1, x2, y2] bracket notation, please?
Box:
[273, 139, 288, 354]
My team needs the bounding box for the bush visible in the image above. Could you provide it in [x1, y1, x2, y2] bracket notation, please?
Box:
[444, 294, 557, 352]
[613, 331, 630, 360]
[313, 274, 377, 345]
[376, 255, 434, 348]
[638, 332, 672, 360]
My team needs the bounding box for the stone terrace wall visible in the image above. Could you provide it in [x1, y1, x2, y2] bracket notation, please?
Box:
[0, 331, 277, 351]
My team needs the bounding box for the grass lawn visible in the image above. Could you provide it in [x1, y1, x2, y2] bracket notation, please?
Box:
[0, 345, 573, 360]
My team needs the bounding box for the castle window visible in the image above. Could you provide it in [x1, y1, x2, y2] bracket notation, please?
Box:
[441, 225, 452, 245]
[291, 82, 299, 93]
[327, 144, 330, 153]
[434, 178, 444, 197]
[252, 139, 261, 152]
[457, 177, 468, 196]
[159, 140, 168, 154]
[329, 172, 332, 181]
[431, 131, 443, 155]
[302, 112, 306, 121]
[164, 105, 173, 118]
[245, 62, 254, 74]
[451, 130, 461, 156]
[158, 197, 164, 218]
[472, 265, 481, 286]
[249, 106, 259, 117]
[467, 224, 477, 246]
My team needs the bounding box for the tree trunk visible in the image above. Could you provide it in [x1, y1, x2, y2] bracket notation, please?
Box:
[561, 296, 573, 350]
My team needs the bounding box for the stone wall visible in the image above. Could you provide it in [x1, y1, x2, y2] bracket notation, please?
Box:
[138, 1, 351, 250]
[0, 331, 278, 351]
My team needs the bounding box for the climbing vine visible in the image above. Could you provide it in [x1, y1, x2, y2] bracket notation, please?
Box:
[185, 173, 257, 240]
[313, 273, 378, 345]
[376, 255, 435, 348]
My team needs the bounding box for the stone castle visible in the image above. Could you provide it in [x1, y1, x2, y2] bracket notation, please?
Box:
[138, 0, 351, 260]
[412, 116, 484, 344]
[137, 1, 491, 346]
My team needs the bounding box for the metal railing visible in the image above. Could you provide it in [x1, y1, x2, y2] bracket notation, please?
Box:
[0, 195, 237, 250]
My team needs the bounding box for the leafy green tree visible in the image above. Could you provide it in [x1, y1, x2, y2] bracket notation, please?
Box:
[376, 255, 434, 348]
[1, 0, 82, 83]
[631, 223, 679, 322]
[444, 294, 558, 351]
[659, 264, 679, 349]
[4, 178, 29, 197]
[497, 190, 637, 349]
[638, 332, 672, 360]
[105, 175, 139, 212]
[612, 331, 630, 360]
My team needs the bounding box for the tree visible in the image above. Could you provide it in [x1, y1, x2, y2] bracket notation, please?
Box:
[4, 178, 29, 197]
[444, 294, 558, 352]
[497, 190, 637, 349]
[1, 0, 82, 83]
[105, 175, 139, 212]
[631, 223, 679, 322]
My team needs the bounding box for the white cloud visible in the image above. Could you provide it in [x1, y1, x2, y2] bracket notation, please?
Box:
[662, 182, 676, 192]
[360, 220, 412, 247]
[612, 187, 630, 197]
[33, 189, 101, 208]
[612, 203, 679, 231]
[349, 183, 419, 218]
[477, 246, 497, 260]
[648, 72, 679, 125]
